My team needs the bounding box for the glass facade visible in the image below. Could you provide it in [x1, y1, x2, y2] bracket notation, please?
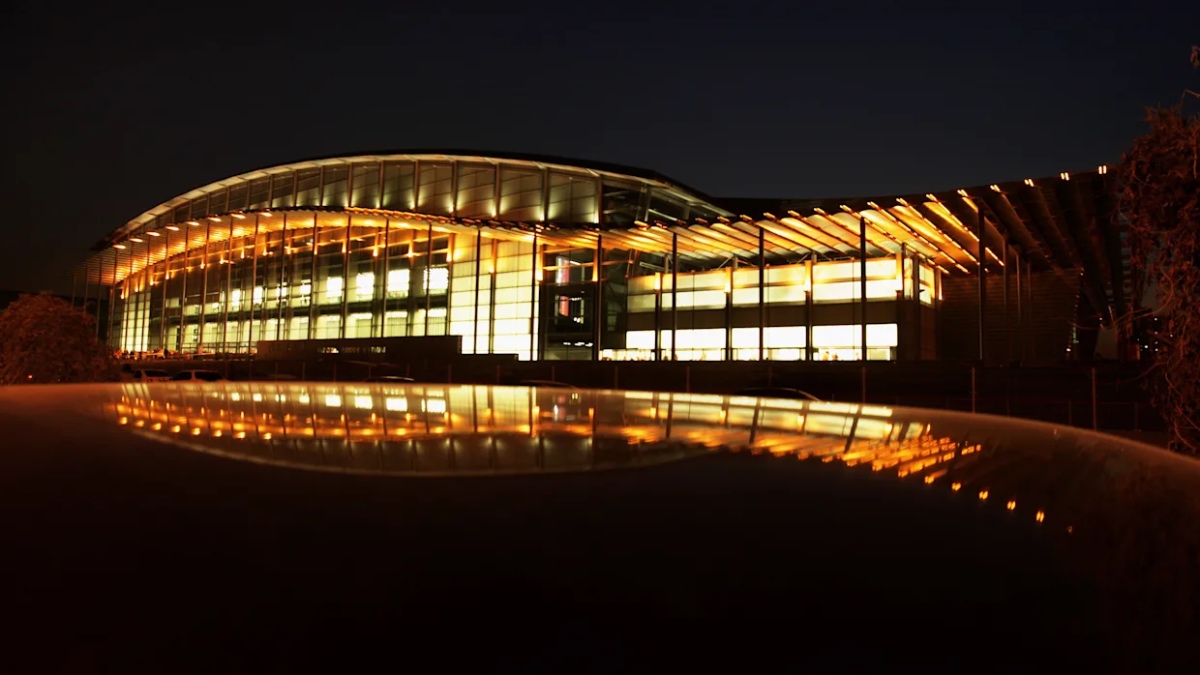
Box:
[96, 155, 942, 362]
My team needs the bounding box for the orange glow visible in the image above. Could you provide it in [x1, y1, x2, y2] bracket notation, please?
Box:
[1035, 510, 1045, 523]
[951, 482, 961, 492]
[1006, 499, 1016, 511]
[978, 489, 989, 501]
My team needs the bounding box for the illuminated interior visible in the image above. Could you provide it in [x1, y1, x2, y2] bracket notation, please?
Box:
[79, 152, 1121, 363]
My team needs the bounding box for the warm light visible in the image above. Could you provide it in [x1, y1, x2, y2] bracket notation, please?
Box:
[989, 184, 1001, 192]
[212, 430, 223, 438]
[923, 474, 936, 484]
[262, 211, 273, 218]
[118, 416, 128, 425]
[978, 489, 989, 501]
[1006, 499, 1016, 511]
[951, 482, 961, 492]
[207, 216, 221, 222]
[165, 225, 179, 231]
[1059, 172, 1070, 180]
[191, 428, 202, 436]
[147, 231, 160, 237]
[956, 189, 968, 197]
[170, 425, 181, 433]
[187, 220, 200, 226]
[1097, 165, 1108, 175]
[151, 423, 162, 431]
[232, 213, 246, 219]
[1035, 510, 1045, 523]
[1024, 178, 1035, 187]
[261, 433, 273, 440]
[234, 431, 247, 439]
[113, 244, 126, 250]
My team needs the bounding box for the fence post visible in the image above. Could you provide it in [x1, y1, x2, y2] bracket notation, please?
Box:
[971, 367, 977, 414]
[1091, 366, 1098, 431]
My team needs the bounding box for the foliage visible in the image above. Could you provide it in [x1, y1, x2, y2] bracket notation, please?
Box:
[0, 293, 114, 385]
[1118, 103, 1200, 454]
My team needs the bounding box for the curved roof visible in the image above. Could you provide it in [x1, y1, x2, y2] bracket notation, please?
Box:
[110, 149, 718, 241]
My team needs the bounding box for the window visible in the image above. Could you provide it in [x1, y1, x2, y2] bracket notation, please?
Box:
[355, 272, 375, 299]
[325, 276, 343, 302]
[425, 267, 449, 293]
[387, 269, 410, 295]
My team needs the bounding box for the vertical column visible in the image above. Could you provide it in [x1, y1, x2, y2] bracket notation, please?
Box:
[380, 218, 391, 338]
[670, 232, 679, 362]
[1002, 236, 1010, 364]
[859, 216, 868, 361]
[248, 216, 261, 351]
[1026, 259, 1035, 362]
[197, 219, 212, 354]
[725, 266, 733, 361]
[488, 240, 497, 354]
[529, 233, 539, 360]
[308, 214, 318, 340]
[340, 215, 352, 339]
[1015, 249, 1023, 364]
[277, 214, 289, 340]
[977, 209, 986, 363]
[654, 272, 662, 362]
[425, 221, 434, 336]
[94, 257, 105, 339]
[592, 234, 603, 361]
[142, 239, 152, 352]
[220, 223, 234, 351]
[176, 237, 188, 353]
[474, 231, 483, 352]
[159, 229, 171, 351]
[758, 225, 766, 362]
[805, 259, 814, 361]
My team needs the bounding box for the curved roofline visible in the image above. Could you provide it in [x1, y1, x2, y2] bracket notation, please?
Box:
[109, 149, 721, 242]
[268, 148, 716, 198]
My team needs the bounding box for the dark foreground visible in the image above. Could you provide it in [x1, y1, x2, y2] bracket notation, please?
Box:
[2, 384, 1197, 674]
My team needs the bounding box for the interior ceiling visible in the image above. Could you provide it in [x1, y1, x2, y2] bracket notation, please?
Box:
[78, 166, 1125, 320]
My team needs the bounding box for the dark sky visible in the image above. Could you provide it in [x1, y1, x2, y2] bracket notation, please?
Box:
[3, 1, 1196, 293]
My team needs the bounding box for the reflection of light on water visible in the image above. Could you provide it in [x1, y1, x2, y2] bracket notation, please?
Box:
[101, 384, 1059, 524]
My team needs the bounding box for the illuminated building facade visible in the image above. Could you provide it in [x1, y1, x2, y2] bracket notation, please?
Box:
[75, 151, 1127, 364]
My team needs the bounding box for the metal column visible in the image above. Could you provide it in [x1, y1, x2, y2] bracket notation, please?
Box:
[1015, 249, 1023, 363]
[473, 231, 483, 352]
[670, 232, 679, 362]
[248, 216, 261, 350]
[529, 232, 538, 360]
[425, 221, 434, 336]
[977, 209, 986, 362]
[308, 214, 318, 340]
[1002, 237, 1010, 364]
[592, 234, 603, 361]
[340, 215, 352, 339]
[277, 214, 288, 340]
[220, 223, 234, 351]
[197, 219, 212, 354]
[859, 216, 868, 361]
[380, 218, 391, 338]
[758, 225, 766, 361]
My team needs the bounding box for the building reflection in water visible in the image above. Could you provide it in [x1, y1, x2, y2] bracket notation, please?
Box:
[107, 381, 1057, 527]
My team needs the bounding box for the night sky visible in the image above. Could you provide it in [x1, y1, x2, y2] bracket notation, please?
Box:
[3, 1, 1196, 293]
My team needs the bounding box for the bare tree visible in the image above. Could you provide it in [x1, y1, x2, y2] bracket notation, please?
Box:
[1117, 48, 1200, 453]
[0, 293, 114, 385]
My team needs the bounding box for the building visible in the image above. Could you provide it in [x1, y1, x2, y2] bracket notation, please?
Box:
[74, 151, 1128, 364]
